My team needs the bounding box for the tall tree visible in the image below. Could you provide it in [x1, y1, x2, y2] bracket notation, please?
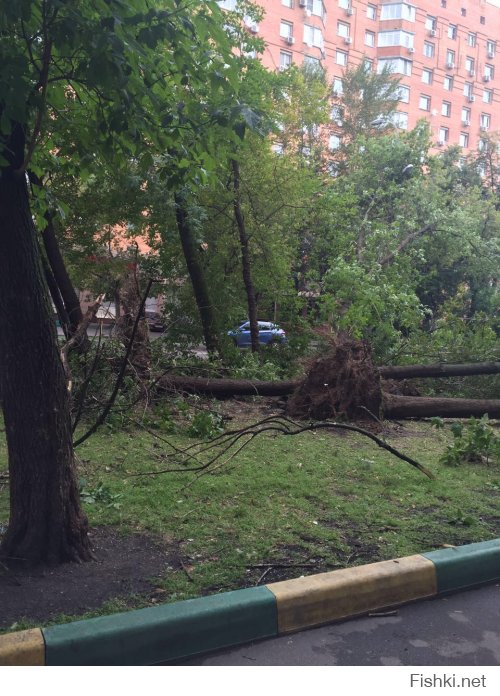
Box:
[0, 0, 239, 565]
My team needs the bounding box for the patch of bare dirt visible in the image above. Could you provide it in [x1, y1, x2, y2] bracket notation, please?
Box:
[0, 527, 180, 630]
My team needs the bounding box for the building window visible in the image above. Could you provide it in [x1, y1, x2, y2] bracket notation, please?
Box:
[391, 112, 408, 129]
[422, 69, 433, 85]
[280, 21, 293, 40]
[377, 57, 412, 76]
[363, 58, 374, 71]
[439, 127, 449, 144]
[441, 0, 447, 6]
[441, 101, 451, 117]
[464, 82, 474, 99]
[303, 55, 321, 69]
[423, 42, 435, 58]
[279, 51, 292, 70]
[338, 0, 350, 8]
[467, 33, 476, 48]
[333, 78, 343, 95]
[484, 64, 494, 81]
[487, 41, 496, 58]
[444, 75, 453, 91]
[480, 16, 486, 25]
[365, 31, 375, 47]
[380, 3, 415, 21]
[459, 132, 469, 148]
[480, 113, 491, 130]
[461, 107, 471, 123]
[396, 85, 410, 103]
[282, 0, 293, 7]
[306, 0, 326, 20]
[445, 50, 455, 68]
[329, 134, 341, 150]
[367, 4, 376, 20]
[425, 16, 437, 32]
[419, 94, 431, 111]
[448, 24, 457, 40]
[337, 22, 350, 39]
[331, 105, 343, 124]
[483, 89, 493, 104]
[336, 50, 348, 66]
[465, 57, 475, 76]
[378, 31, 414, 49]
[304, 24, 323, 49]
[461, 8, 467, 17]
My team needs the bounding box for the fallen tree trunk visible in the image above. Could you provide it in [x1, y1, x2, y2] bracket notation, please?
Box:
[159, 374, 300, 397]
[383, 393, 500, 419]
[379, 361, 500, 380]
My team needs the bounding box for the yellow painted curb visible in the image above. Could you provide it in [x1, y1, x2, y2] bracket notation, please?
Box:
[267, 554, 437, 634]
[0, 628, 45, 666]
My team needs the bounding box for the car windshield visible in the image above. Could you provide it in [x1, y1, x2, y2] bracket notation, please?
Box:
[240, 322, 277, 330]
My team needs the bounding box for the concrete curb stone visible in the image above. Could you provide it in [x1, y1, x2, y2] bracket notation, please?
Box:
[1, 539, 499, 666]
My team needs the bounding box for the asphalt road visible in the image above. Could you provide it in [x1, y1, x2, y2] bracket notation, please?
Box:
[171, 583, 500, 666]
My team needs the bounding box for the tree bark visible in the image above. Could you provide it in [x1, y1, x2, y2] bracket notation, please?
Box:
[159, 374, 299, 397]
[29, 171, 87, 346]
[231, 159, 260, 353]
[379, 361, 500, 379]
[175, 192, 220, 354]
[0, 124, 91, 566]
[42, 212, 86, 342]
[383, 393, 500, 419]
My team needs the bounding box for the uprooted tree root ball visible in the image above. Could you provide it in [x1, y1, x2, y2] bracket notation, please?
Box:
[287, 335, 383, 421]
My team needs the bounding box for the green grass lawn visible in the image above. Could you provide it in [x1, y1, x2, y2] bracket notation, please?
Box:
[1, 402, 499, 617]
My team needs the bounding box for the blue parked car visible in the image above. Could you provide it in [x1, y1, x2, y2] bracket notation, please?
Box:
[228, 321, 287, 348]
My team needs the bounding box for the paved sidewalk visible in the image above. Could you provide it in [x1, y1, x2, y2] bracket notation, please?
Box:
[172, 583, 500, 666]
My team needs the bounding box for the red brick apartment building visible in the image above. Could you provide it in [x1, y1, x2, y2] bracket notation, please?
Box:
[221, 0, 500, 151]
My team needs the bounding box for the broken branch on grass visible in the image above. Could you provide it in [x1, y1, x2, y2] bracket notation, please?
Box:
[127, 415, 434, 480]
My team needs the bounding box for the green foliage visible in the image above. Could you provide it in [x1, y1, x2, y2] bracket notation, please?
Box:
[229, 352, 283, 381]
[187, 411, 225, 439]
[436, 417, 500, 467]
[79, 479, 122, 509]
[334, 61, 402, 147]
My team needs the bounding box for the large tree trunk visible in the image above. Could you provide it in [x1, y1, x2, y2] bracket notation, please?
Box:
[159, 374, 299, 397]
[175, 192, 220, 354]
[42, 213, 86, 342]
[379, 362, 500, 379]
[231, 159, 260, 353]
[383, 394, 500, 419]
[0, 124, 91, 566]
[29, 171, 87, 346]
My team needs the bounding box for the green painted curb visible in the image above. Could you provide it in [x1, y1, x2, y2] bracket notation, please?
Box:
[423, 539, 500, 593]
[43, 586, 277, 665]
